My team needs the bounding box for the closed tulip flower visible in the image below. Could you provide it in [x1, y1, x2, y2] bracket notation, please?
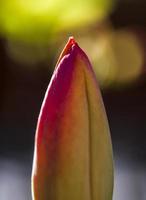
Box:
[31, 37, 114, 200]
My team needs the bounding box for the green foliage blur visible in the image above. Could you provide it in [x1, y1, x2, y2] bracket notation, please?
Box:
[0, 0, 113, 43]
[0, 0, 144, 88]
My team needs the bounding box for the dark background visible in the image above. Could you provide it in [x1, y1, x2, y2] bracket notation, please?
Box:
[0, 0, 146, 199]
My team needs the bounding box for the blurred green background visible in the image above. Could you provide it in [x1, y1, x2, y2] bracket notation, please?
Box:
[0, 0, 146, 199]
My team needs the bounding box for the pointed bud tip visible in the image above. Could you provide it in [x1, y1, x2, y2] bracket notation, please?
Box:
[56, 36, 77, 66]
[68, 36, 76, 45]
[65, 36, 77, 52]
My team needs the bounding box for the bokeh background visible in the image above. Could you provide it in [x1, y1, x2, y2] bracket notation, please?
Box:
[0, 0, 146, 199]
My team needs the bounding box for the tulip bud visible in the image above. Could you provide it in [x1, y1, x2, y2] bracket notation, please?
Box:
[31, 37, 114, 200]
